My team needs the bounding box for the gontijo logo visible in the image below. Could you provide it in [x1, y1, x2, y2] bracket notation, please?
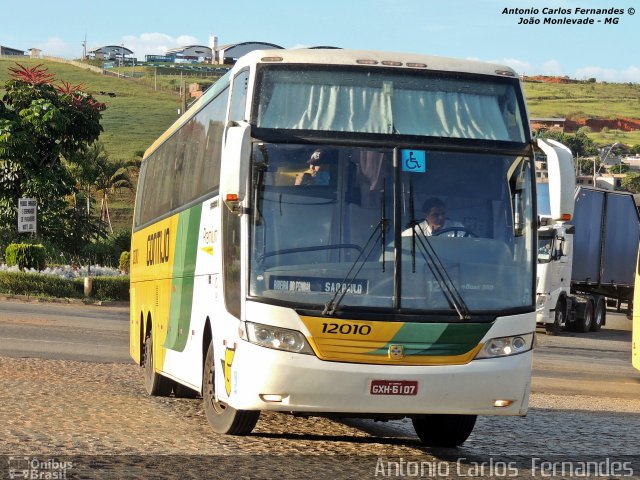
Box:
[146, 228, 170, 266]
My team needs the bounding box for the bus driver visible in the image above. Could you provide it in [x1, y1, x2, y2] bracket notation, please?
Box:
[404, 197, 464, 237]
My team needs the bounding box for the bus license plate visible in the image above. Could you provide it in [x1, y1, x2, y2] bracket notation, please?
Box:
[370, 380, 418, 396]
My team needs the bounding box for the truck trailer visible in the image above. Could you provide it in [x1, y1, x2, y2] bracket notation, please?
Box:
[536, 184, 640, 334]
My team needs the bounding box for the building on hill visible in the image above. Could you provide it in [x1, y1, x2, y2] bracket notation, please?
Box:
[28, 48, 42, 58]
[0, 45, 26, 56]
[164, 45, 212, 62]
[89, 45, 135, 64]
[530, 117, 566, 133]
[208, 37, 283, 64]
[576, 173, 626, 191]
[146, 38, 335, 66]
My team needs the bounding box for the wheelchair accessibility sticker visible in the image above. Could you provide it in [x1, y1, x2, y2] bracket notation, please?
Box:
[401, 150, 426, 173]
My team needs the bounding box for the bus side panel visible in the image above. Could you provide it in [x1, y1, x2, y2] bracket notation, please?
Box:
[162, 198, 224, 389]
[633, 250, 640, 372]
[129, 213, 180, 372]
[129, 286, 140, 364]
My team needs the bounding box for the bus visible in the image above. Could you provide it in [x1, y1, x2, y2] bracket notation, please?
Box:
[634, 251, 640, 372]
[130, 49, 570, 447]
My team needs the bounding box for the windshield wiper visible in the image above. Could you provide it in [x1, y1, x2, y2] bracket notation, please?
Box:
[408, 185, 471, 321]
[323, 185, 389, 316]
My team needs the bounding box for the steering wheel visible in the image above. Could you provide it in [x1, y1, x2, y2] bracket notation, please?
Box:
[432, 227, 478, 238]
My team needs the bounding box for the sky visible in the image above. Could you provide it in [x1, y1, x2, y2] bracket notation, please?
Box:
[1, 0, 638, 82]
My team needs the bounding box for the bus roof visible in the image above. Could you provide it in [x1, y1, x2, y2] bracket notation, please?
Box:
[144, 49, 519, 159]
[236, 48, 519, 78]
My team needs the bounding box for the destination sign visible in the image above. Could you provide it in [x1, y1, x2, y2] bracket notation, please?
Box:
[270, 276, 369, 295]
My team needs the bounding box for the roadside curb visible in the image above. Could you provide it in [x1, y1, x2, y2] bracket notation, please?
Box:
[0, 293, 128, 308]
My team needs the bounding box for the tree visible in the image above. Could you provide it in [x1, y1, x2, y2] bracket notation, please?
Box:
[575, 157, 601, 176]
[537, 130, 598, 158]
[0, 63, 105, 252]
[621, 173, 640, 194]
[67, 142, 134, 233]
[608, 164, 630, 174]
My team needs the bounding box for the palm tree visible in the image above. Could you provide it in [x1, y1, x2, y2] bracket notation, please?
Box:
[67, 142, 134, 233]
[94, 156, 134, 234]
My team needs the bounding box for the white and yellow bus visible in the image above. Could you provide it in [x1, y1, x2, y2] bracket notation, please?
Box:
[130, 49, 568, 446]
[633, 252, 640, 372]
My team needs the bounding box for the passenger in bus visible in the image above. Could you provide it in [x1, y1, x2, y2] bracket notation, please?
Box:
[295, 149, 331, 186]
[403, 197, 464, 236]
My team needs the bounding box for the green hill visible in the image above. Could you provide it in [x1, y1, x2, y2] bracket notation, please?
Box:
[2, 58, 640, 230]
[523, 80, 640, 146]
[523, 80, 640, 119]
[0, 57, 180, 162]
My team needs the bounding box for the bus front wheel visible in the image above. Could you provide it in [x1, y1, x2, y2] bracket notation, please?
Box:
[202, 342, 260, 435]
[412, 414, 477, 447]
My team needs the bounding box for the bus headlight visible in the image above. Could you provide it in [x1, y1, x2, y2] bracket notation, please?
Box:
[475, 333, 534, 359]
[245, 322, 314, 354]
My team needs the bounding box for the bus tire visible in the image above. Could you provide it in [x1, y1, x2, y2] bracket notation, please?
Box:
[577, 300, 593, 333]
[143, 333, 173, 397]
[202, 342, 259, 435]
[591, 298, 605, 332]
[411, 414, 477, 448]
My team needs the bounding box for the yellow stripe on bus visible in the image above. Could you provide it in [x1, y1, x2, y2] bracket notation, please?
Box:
[300, 315, 486, 366]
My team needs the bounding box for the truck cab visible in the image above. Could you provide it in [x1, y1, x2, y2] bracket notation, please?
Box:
[536, 222, 574, 331]
[534, 138, 576, 334]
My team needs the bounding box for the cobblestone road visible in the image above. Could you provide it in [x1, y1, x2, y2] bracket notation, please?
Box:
[1, 355, 640, 478]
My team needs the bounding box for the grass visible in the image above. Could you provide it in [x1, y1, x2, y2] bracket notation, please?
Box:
[523, 81, 640, 119]
[0, 57, 180, 162]
[585, 129, 640, 146]
[116, 64, 224, 93]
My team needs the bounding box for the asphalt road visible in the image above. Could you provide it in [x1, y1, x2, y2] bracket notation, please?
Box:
[0, 299, 130, 363]
[0, 298, 637, 398]
[533, 312, 639, 398]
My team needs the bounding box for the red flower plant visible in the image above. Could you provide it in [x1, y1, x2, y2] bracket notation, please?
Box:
[8, 63, 56, 85]
[55, 80, 85, 95]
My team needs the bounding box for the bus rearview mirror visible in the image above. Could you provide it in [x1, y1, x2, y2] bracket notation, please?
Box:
[221, 122, 251, 214]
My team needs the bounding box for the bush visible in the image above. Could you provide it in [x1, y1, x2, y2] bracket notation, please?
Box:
[73, 275, 129, 301]
[119, 251, 130, 273]
[83, 230, 132, 267]
[0, 270, 129, 301]
[5, 243, 46, 271]
[0, 271, 80, 298]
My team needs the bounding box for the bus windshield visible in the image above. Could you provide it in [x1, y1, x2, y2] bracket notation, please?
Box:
[249, 143, 534, 314]
[256, 66, 526, 142]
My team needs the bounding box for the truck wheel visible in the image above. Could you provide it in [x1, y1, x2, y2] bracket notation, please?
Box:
[591, 299, 606, 332]
[546, 297, 566, 335]
[577, 301, 594, 333]
[202, 341, 260, 435]
[412, 414, 476, 448]
[143, 334, 174, 396]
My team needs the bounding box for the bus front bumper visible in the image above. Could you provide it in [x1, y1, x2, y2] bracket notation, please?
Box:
[225, 343, 532, 417]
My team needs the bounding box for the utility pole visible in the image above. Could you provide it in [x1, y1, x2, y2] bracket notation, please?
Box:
[596, 142, 619, 187]
[180, 72, 186, 114]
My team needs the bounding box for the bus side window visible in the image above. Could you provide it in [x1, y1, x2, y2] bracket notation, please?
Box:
[229, 69, 249, 122]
